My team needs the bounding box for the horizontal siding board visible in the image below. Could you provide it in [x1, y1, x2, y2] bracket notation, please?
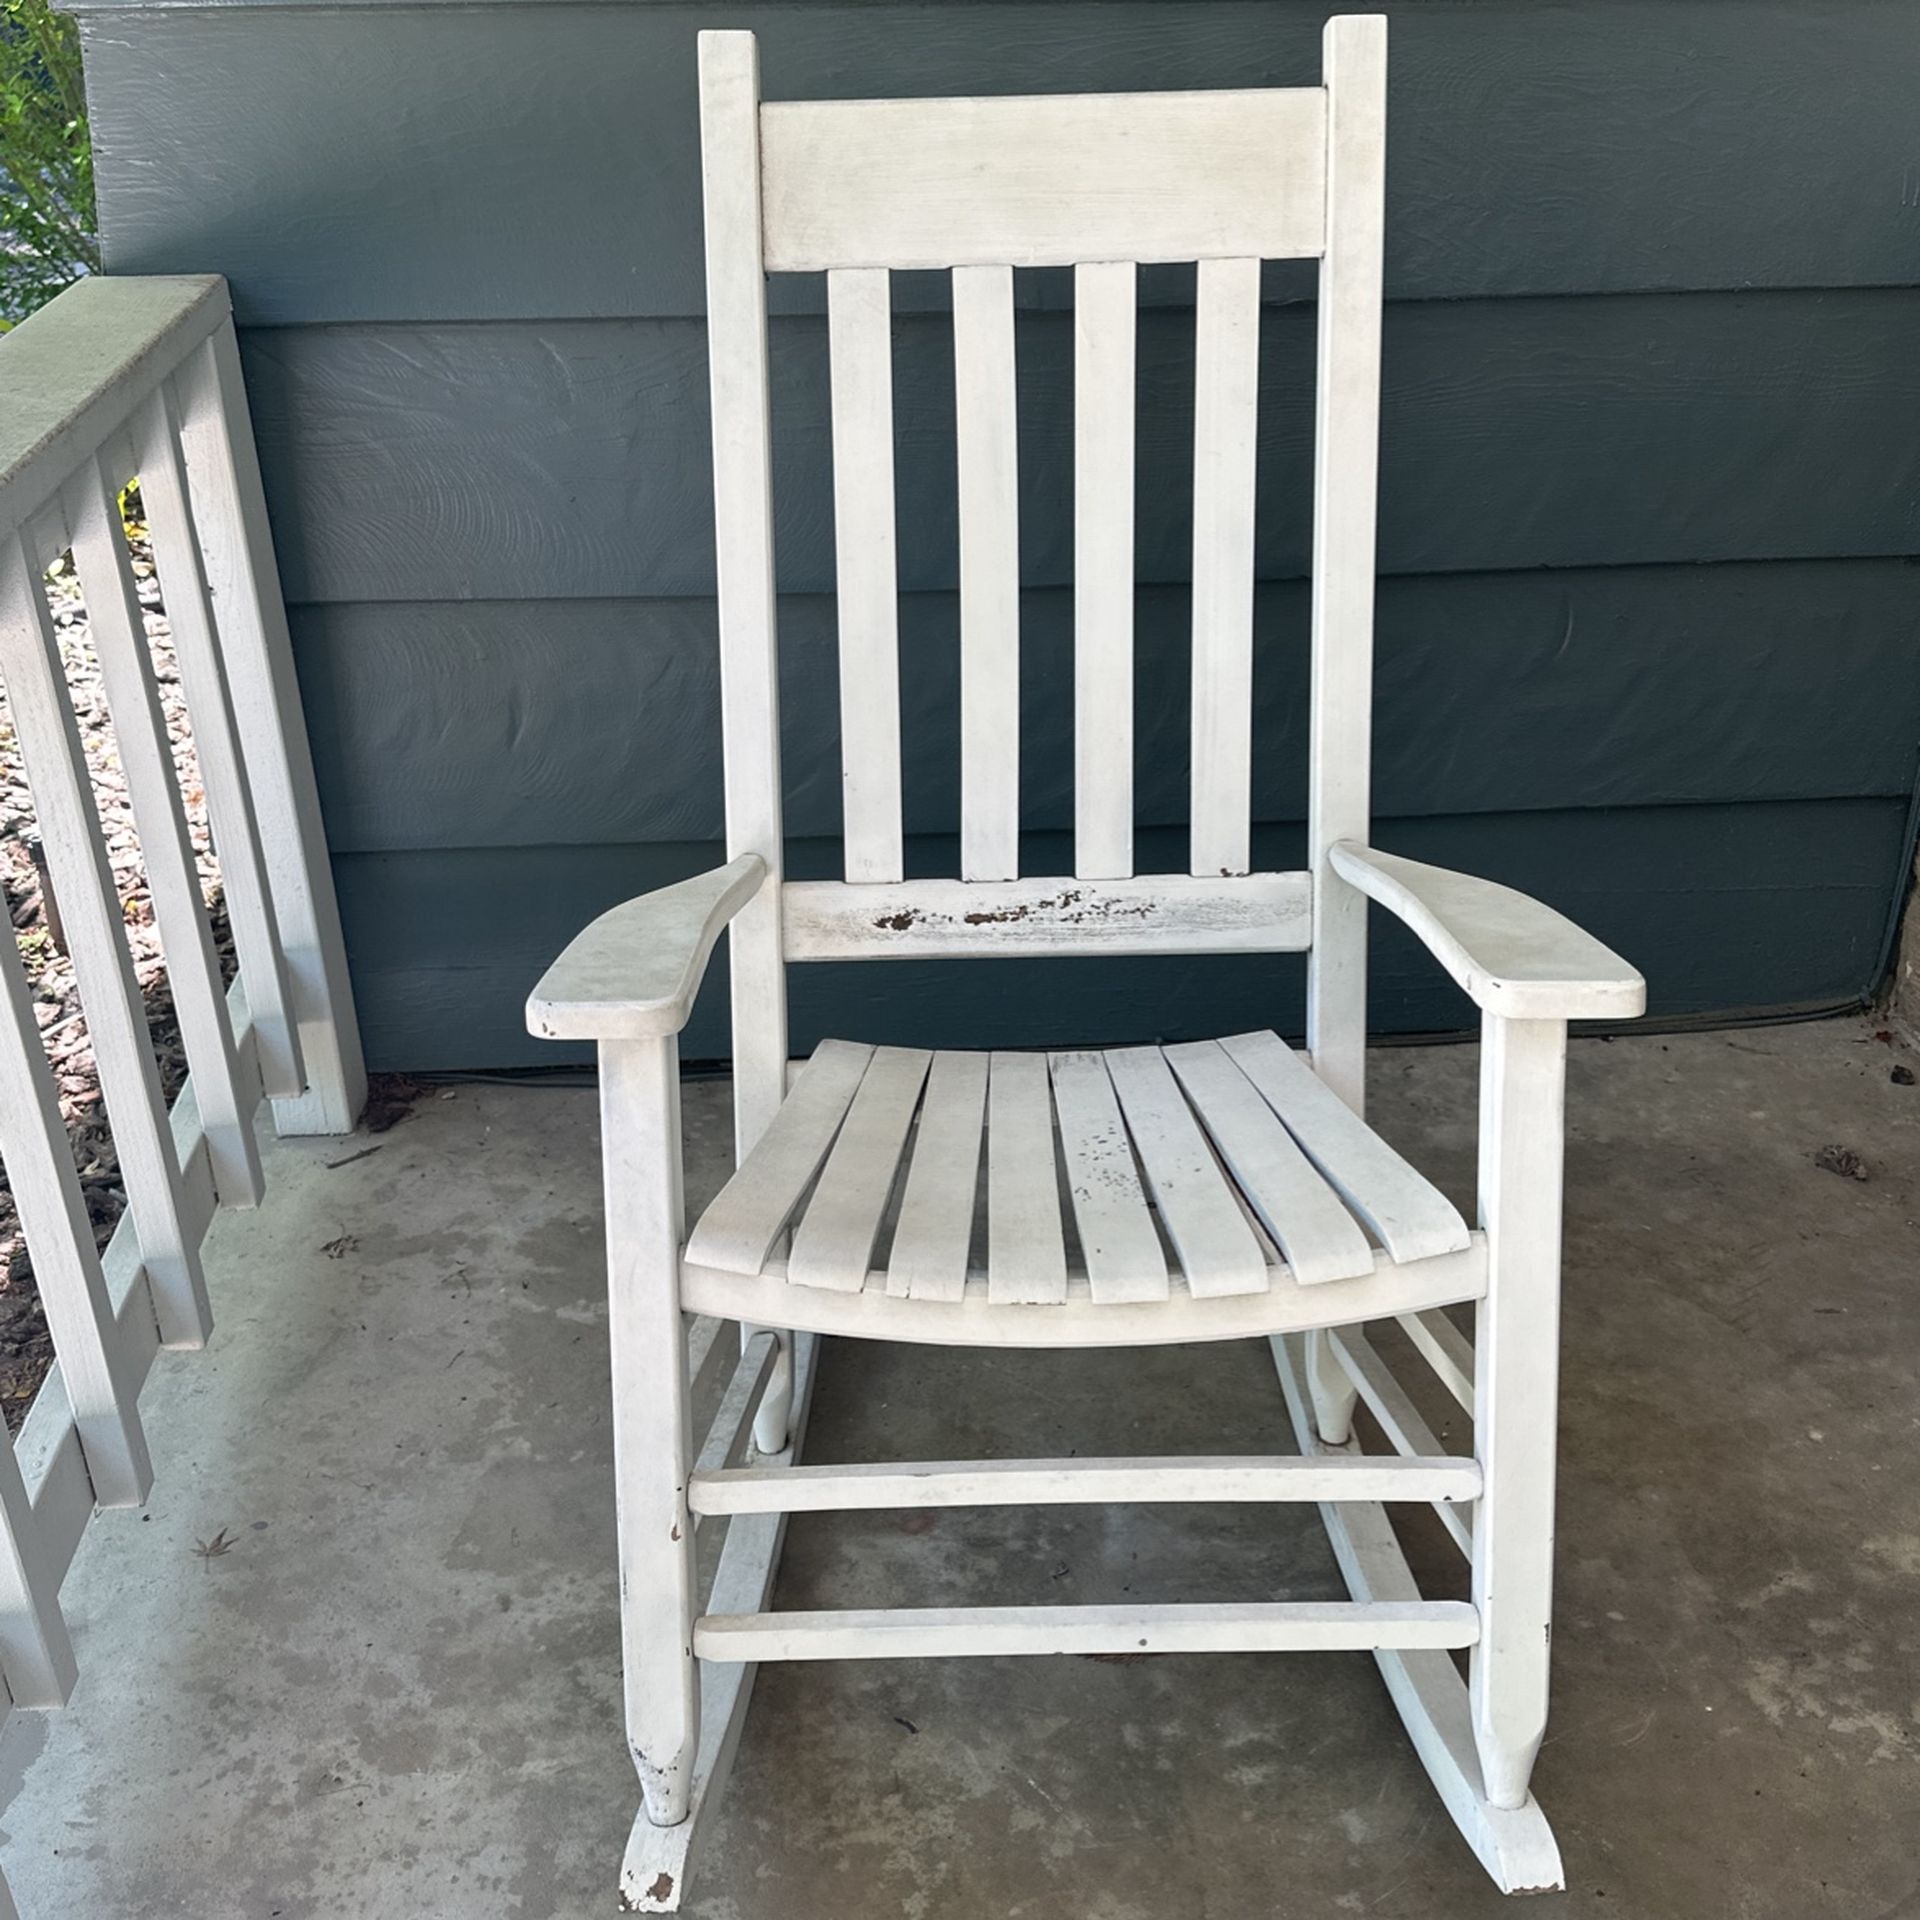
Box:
[243, 292, 1920, 604]
[83, 2, 1920, 321]
[334, 801, 1907, 1070]
[290, 561, 1920, 853]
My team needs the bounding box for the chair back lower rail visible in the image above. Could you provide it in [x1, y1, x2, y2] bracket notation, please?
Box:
[0, 274, 366, 1918]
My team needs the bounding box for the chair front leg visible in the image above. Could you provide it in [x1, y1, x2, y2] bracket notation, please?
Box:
[600, 1034, 699, 1826]
[1469, 1011, 1568, 1810]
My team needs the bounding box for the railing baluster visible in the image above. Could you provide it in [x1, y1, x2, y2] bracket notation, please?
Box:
[0, 865, 153, 1509]
[0, 1359, 78, 1711]
[131, 385, 302, 1107]
[68, 455, 265, 1209]
[169, 329, 366, 1134]
[0, 532, 209, 1349]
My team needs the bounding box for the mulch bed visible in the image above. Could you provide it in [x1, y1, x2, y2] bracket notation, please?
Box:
[0, 522, 233, 1432]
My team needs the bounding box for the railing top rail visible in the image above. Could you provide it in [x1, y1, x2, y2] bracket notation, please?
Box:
[0, 275, 229, 548]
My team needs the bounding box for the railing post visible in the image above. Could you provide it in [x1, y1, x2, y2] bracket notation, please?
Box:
[170, 322, 365, 1135]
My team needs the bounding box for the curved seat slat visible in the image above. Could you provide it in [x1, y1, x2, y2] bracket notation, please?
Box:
[688, 1030, 1475, 1332]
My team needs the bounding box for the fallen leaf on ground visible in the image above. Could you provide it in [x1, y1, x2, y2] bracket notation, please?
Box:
[1813, 1144, 1869, 1181]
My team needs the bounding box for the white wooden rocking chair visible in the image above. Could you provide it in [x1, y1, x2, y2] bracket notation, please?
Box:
[528, 18, 1645, 1908]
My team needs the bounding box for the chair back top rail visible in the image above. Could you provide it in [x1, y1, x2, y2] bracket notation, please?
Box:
[760, 87, 1329, 272]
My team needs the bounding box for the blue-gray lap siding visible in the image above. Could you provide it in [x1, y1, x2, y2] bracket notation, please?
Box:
[71, 0, 1920, 1068]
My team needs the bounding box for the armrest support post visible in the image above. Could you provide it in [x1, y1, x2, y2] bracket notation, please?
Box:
[599, 1033, 700, 1823]
[1470, 1011, 1567, 1809]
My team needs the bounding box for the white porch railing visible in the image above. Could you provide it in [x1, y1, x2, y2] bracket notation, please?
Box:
[0, 275, 364, 1918]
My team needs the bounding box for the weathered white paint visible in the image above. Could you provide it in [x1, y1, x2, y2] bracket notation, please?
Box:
[1189, 254, 1262, 877]
[1048, 1049, 1168, 1304]
[697, 1598, 1476, 1663]
[788, 1046, 930, 1292]
[826, 266, 903, 883]
[1165, 1038, 1377, 1285]
[1218, 1029, 1470, 1263]
[537, 24, 1643, 1903]
[1470, 1014, 1568, 1811]
[599, 1036, 699, 1827]
[1328, 1325, 1473, 1557]
[1399, 1306, 1476, 1413]
[683, 1237, 1488, 1348]
[1273, 1334, 1565, 1893]
[1304, 14, 1388, 1121]
[759, 87, 1328, 272]
[783, 870, 1312, 961]
[1104, 1044, 1269, 1298]
[886, 1049, 988, 1303]
[689, 1452, 1482, 1515]
[1073, 259, 1137, 881]
[986, 1049, 1069, 1305]
[953, 262, 1021, 882]
[1331, 841, 1648, 1021]
[684, 1038, 872, 1274]
[699, 31, 789, 1161]
[618, 1332, 821, 1915]
[527, 855, 766, 1041]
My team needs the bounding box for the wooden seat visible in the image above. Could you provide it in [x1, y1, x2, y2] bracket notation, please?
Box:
[688, 1032, 1471, 1305]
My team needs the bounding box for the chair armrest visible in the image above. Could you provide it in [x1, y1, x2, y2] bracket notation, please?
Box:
[1329, 841, 1646, 1022]
[526, 854, 767, 1041]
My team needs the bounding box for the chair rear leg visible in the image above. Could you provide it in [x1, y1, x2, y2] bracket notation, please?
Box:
[1305, 1328, 1360, 1444]
[1469, 1014, 1567, 1809]
[746, 1322, 794, 1453]
[602, 1036, 700, 1825]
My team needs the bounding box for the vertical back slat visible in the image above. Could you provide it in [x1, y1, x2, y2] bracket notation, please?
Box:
[169, 326, 366, 1135]
[952, 262, 1021, 882]
[700, 30, 788, 1153]
[1304, 15, 1387, 1113]
[0, 864, 151, 1508]
[133, 386, 302, 1105]
[826, 267, 904, 882]
[1073, 259, 1136, 881]
[0, 535, 210, 1348]
[1189, 255, 1263, 877]
[68, 457, 264, 1209]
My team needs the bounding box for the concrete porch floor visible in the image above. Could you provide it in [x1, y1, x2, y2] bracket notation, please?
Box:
[2, 1018, 1917, 1919]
